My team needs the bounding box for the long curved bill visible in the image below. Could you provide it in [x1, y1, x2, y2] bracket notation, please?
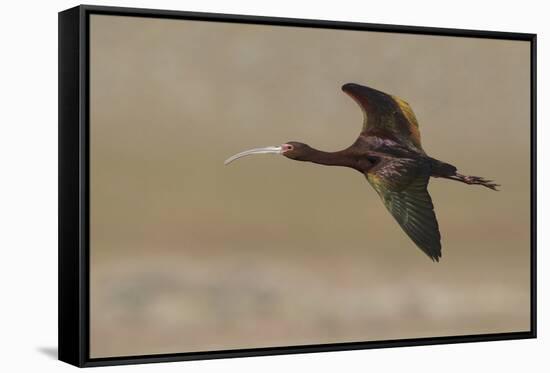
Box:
[224, 146, 283, 165]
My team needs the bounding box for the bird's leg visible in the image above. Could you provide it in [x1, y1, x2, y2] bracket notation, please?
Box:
[444, 173, 500, 191]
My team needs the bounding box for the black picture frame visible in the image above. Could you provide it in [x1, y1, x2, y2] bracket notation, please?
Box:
[58, 4, 537, 368]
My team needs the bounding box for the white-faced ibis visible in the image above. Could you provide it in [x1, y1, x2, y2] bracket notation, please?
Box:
[225, 83, 498, 261]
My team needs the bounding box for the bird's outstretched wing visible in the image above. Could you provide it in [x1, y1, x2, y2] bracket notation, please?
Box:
[366, 157, 441, 261]
[342, 83, 424, 153]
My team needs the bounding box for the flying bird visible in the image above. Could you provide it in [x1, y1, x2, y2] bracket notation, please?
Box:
[225, 83, 498, 261]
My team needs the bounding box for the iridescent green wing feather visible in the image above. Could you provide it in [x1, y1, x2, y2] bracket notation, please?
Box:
[366, 158, 441, 261]
[343, 84, 424, 153]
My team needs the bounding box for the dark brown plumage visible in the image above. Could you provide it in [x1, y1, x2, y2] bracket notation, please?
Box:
[225, 83, 499, 261]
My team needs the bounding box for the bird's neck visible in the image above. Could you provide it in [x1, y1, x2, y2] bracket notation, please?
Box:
[301, 147, 357, 168]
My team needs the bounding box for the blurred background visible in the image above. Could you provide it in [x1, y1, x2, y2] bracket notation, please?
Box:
[89, 15, 531, 358]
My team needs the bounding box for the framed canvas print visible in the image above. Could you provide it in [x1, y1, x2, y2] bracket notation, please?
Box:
[58, 5, 537, 367]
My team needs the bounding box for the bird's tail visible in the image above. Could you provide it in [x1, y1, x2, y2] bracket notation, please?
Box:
[429, 158, 499, 191]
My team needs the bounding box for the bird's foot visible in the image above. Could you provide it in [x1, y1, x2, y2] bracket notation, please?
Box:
[457, 173, 500, 191]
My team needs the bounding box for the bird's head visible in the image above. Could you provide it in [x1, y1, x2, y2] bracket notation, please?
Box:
[279, 142, 312, 160]
[224, 141, 311, 165]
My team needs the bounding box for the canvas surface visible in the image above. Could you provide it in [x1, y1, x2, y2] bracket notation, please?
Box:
[89, 15, 531, 357]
